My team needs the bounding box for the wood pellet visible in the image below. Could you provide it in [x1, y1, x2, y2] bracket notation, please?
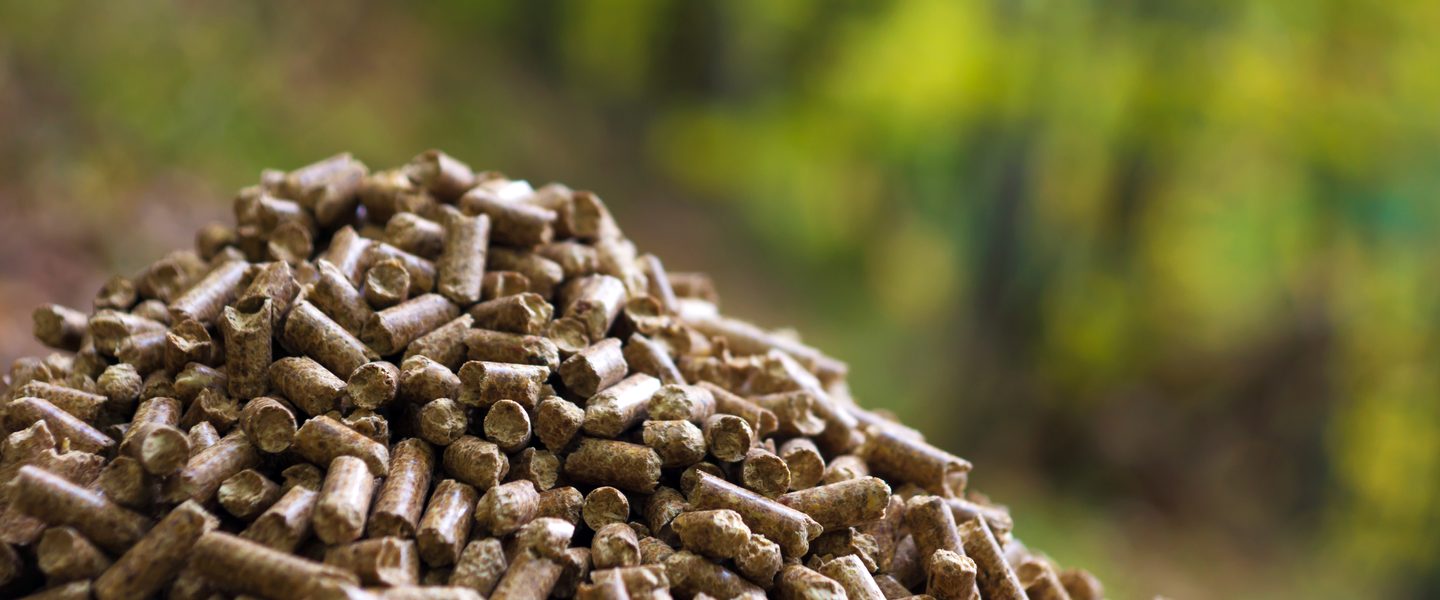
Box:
[0, 151, 1101, 599]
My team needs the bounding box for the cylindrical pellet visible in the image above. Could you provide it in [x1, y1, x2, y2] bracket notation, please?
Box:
[688, 472, 822, 558]
[458, 360, 549, 409]
[169, 260, 250, 325]
[905, 495, 965, 572]
[293, 415, 391, 476]
[33, 304, 88, 351]
[218, 469, 283, 520]
[6, 397, 114, 454]
[564, 437, 661, 494]
[739, 447, 792, 499]
[283, 299, 379, 378]
[671, 509, 750, 560]
[510, 447, 561, 491]
[36, 527, 112, 583]
[642, 420, 707, 468]
[399, 354, 462, 404]
[483, 399, 533, 452]
[417, 479, 479, 567]
[820, 554, 886, 600]
[582, 373, 661, 438]
[699, 382, 778, 438]
[1013, 558, 1070, 600]
[220, 298, 273, 399]
[535, 397, 585, 452]
[861, 427, 973, 497]
[474, 480, 540, 536]
[537, 487, 585, 526]
[623, 333, 683, 385]
[174, 430, 261, 502]
[365, 258, 413, 308]
[957, 517, 1026, 600]
[191, 531, 360, 600]
[591, 523, 640, 569]
[780, 477, 892, 532]
[465, 329, 560, 371]
[268, 356, 346, 416]
[483, 270, 531, 300]
[364, 293, 460, 356]
[450, 538, 507, 595]
[460, 187, 556, 247]
[467, 292, 552, 335]
[490, 550, 564, 600]
[94, 500, 219, 600]
[702, 414, 754, 464]
[927, 550, 981, 600]
[369, 438, 435, 538]
[314, 455, 378, 545]
[437, 207, 491, 305]
[404, 314, 474, 371]
[14, 380, 106, 423]
[408, 150, 476, 201]
[12, 465, 152, 554]
[96, 456, 154, 510]
[326, 536, 421, 587]
[561, 275, 627, 341]
[311, 258, 374, 334]
[241, 485, 318, 552]
[777, 564, 847, 599]
[367, 242, 438, 296]
[238, 260, 300, 327]
[443, 435, 509, 490]
[419, 398, 469, 446]
[664, 550, 764, 599]
[559, 338, 627, 398]
[239, 396, 298, 453]
[583, 486, 631, 532]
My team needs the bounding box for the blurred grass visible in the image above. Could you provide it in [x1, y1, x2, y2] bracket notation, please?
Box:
[2, 0, 1438, 596]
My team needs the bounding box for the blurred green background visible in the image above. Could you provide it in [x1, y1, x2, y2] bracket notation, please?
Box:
[2, 1, 1437, 597]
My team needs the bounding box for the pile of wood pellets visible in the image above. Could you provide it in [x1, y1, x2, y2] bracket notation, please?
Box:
[0, 151, 1103, 600]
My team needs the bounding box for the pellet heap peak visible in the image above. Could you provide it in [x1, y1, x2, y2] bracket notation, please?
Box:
[1, 151, 1103, 600]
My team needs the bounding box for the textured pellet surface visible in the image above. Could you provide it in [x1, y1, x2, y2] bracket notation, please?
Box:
[0, 150, 1100, 599]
